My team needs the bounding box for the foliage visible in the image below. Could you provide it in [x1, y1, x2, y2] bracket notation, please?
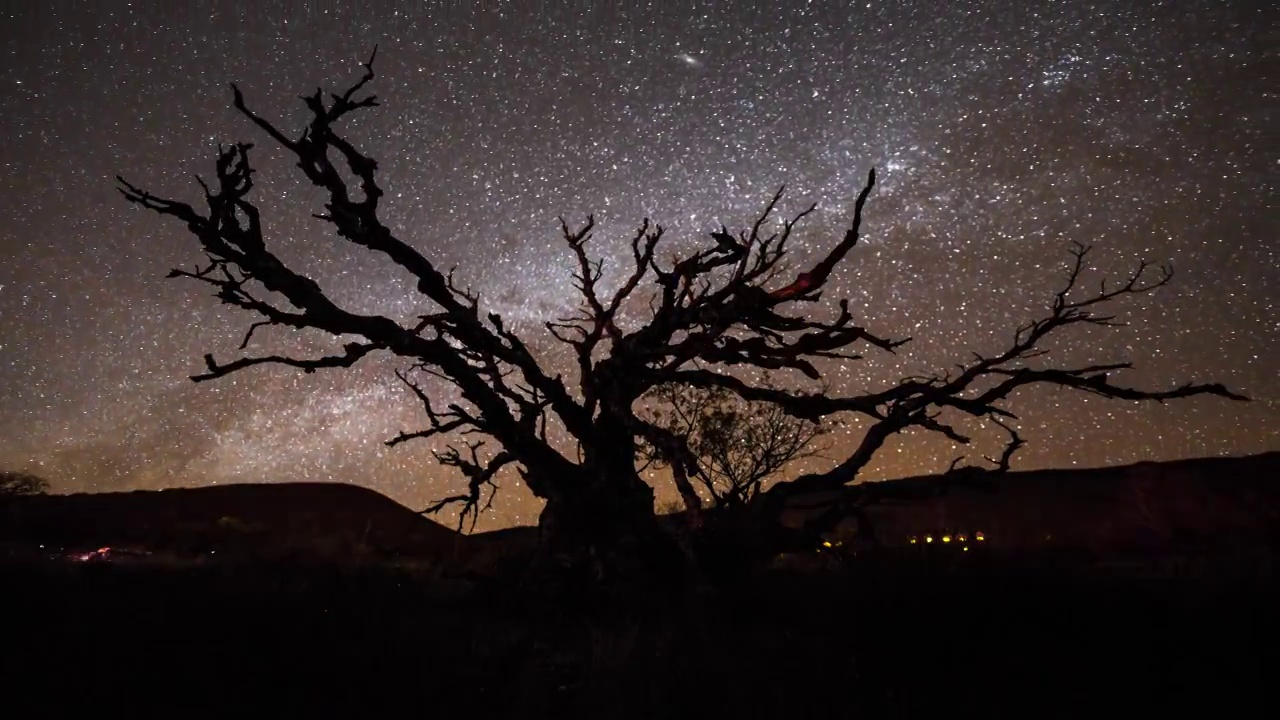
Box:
[641, 380, 829, 506]
[0, 470, 51, 496]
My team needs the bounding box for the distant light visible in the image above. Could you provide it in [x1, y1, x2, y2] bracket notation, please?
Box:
[942, 535, 952, 543]
[925, 535, 934, 543]
[676, 52, 701, 67]
[821, 540, 832, 548]
[957, 535, 968, 543]
[975, 532, 985, 542]
[909, 537, 918, 544]
[963, 546, 969, 552]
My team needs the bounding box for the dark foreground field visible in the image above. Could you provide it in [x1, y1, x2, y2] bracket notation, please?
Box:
[4, 555, 1276, 718]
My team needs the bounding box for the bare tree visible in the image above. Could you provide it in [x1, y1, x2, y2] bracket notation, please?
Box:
[0, 471, 51, 496]
[118, 50, 1246, 577]
[640, 381, 828, 507]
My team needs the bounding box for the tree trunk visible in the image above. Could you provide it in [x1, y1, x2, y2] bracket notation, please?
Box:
[533, 466, 696, 591]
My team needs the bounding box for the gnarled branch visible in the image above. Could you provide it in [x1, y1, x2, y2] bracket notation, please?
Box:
[420, 441, 515, 532]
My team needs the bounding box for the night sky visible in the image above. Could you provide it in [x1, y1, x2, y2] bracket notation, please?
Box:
[0, 1, 1273, 529]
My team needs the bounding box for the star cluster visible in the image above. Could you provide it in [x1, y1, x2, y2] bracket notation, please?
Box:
[0, 1, 1273, 529]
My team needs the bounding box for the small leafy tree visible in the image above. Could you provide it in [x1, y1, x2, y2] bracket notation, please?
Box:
[0, 471, 51, 496]
[641, 381, 829, 507]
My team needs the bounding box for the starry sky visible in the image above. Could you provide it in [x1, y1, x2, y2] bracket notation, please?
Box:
[0, 1, 1274, 530]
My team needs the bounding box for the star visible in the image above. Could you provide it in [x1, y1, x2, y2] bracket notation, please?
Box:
[0, 1, 1271, 530]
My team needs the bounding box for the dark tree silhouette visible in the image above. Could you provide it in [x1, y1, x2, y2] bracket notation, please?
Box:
[640, 381, 829, 507]
[118, 50, 1246, 578]
[0, 471, 51, 496]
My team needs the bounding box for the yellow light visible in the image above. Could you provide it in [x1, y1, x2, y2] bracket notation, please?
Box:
[963, 546, 969, 552]
[957, 535, 967, 543]
[909, 537, 918, 544]
[822, 540, 832, 548]
[942, 535, 952, 543]
[975, 532, 985, 542]
[925, 535, 933, 543]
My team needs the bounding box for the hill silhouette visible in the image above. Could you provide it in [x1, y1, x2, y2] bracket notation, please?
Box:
[2, 452, 1276, 572]
[0, 481, 466, 564]
[458, 451, 1280, 573]
[786, 451, 1280, 553]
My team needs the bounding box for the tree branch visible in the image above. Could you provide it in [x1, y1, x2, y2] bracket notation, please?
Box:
[420, 442, 515, 532]
[192, 341, 380, 382]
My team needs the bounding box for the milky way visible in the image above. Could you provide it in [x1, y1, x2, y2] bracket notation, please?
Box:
[0, 2, 1274, 529]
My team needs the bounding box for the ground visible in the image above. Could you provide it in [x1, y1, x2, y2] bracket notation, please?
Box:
[4, 555, 1275, 717]
[2, 454, 1277, 716]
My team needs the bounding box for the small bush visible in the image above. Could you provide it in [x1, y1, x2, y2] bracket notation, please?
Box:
[0, 471, 51, 496]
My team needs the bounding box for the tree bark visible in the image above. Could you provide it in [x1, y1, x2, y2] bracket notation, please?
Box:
[537, 489, 691, 589]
